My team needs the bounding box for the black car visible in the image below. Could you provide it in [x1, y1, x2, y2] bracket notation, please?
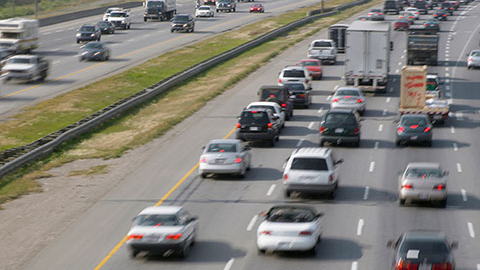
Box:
[387, 230, 457, 270]
[395, 114, 433, 147]
[235, 108, 281, 146]
[170, 14, 195, 33]
[284, 82, 311, 108]
[319, 109, 361, 147]
[257, 85, 294, 120]
[96, 21, 115, 34]
[384, 0, 401, 14]
[79, 42, 110, 61]
[440, 2, 454, 14]
[433, 9, 448, 20]
[413, 0, 428, 14]
[76, 24, 101, 43]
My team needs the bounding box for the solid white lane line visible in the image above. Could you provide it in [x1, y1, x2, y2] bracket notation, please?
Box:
[223, 258, 235, 270]
[457, 163, 462, 173]
[247, 215, 258, 231]
[357, 219, 364, 236]
[453, 143, 458, 151]
[451, 126, 455, 134]
[378, 124, 383, 132]
[374, 141, 379, 149]
[369, 162, 375, 173]
[297, 139, 305, 147]
[382, 109, 387, 116]
[266, 184, 276, 196]
[351, 261, 358, 270]
[461, 189, 467, 201]
[308, 122, 314, 129]
[468, 222, 475, 238]
[363, 186, 370, 200]
[386, 97, 391, 103]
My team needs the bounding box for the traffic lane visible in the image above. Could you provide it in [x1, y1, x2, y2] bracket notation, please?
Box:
[0, 0, 320, 118]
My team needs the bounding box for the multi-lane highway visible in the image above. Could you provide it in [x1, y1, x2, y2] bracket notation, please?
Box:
[0, 0, 319, 119]
[11, 1, 480, 270]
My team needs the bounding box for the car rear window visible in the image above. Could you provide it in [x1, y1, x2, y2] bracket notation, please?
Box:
[266, 207, 315, 223]
[199, 6, 210, 9]
[325, 113, 357, 125]
[207, 143, 236, 153]
[135, 214, 179, 226]
[470, 51, 480, 57]
[313, 41, 332, 47]
[405, 168, 442, 178]
[401, 117, 428, 126]
[283, 70, 305, 78]
[260, 89, 286, 100]
[249, 105, 275, 113]
[400, 239, 449, 255]
[336, 89, 360, 96]
[240, 111, 269, 124]
[291, 158, 328, 171]
[284, 83, 306, 92]
[80, 26, 95, 31]
[300, 61, 319, 67]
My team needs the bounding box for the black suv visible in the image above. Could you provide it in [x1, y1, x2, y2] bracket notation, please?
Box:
[170, 14, 195, 33]
[235, 108, 281, 146]
[258, 85, 294, 120]
[440, 2, 454, 14]
[384, 0, 401, 14]
[319, 109, 361, 147]
[76, 24, 101, 43]
[284, 82, 311, 108]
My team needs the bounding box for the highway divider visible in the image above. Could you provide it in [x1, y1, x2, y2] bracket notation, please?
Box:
[0, 0, 372, 179]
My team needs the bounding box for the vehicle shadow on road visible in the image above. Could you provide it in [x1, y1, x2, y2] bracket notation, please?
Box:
[288, 114, 320, 122]
[273, 238, 363, 260]
[319, 75, 342, 81]
[438, 60, 467, 67]
[35, 50, 77, 56]
[310, 90, 333, 96]
[288, 185, 397, 204]
[364, 109, 398, 117]
[445, 193, 480, 210]
[143, 241, 246, 262]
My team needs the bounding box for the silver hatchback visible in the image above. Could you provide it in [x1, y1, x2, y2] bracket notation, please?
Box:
[199, 139, 251, 178]
[330, 87, 366, 115]
[467, 50, 480, 69]
[398, 162, 448, 207]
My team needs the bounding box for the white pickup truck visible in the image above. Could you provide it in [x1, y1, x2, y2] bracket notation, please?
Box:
[1, 55, 49, 83]
[307, 39, 337, 64]
[108, 10, 131, 29]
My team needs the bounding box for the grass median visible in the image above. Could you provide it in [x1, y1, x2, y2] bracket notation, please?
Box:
[0, 0, 382, 205]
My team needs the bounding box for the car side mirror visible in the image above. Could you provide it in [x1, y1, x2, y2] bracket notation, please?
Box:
[443, 170, 449, 176]
[244, 146, 251, 151]
[334, 158, 344, 165]
[386, 240, 395, 249]
[189, 216, 199, 222]
[450, 241, 458, 249]
[316, 212, 324, 218]
[259, 211, 267, 217]
[201, 145, 205, 149]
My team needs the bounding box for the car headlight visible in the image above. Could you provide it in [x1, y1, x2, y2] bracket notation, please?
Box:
[94, 52, 100, 56]
[183, 24, 188, 27]
[90, 33, 95, 37]
[122, 20, 126, 23]
[76, 33, 81, 36]
[82, 52, 88, 55]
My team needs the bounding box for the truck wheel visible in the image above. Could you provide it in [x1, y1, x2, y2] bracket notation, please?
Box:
[39, 71, 47, 81]
[144, 18, 147, 22]
[127, 24, 130, 29]
[233, 7, 236, 12]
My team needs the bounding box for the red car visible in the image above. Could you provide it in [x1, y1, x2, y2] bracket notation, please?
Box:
[394, 18, 410, 31]
[297, 59, 323, 80]
[249, 4, 264, 13]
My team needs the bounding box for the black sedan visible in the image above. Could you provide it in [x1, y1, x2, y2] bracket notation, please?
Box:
[79, 42, 110, 61]
[170, 14, 195, 33]
[96, 21, 115, 34]
[424, 19, 440, 31]
[387, 230, 457, 270]
[284, 82, 311, 108]
[395, 114, 433, 147]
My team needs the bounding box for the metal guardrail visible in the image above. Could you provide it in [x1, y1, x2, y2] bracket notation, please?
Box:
[0, 0, 372, 179]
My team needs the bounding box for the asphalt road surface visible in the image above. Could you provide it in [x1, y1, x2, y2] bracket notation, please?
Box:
[0, 0, 318, 119]
[19, 1, 480, 270]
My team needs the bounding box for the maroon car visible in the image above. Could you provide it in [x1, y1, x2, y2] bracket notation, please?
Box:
[394, 18, 410, 31]
[249, 4, 264, 13]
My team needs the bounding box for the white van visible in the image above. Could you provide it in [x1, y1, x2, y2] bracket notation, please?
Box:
[0, 18, 38, 54]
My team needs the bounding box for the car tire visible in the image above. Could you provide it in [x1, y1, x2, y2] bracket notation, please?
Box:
[437, 199, 447, 208]
[399, 198, 406, 205]
[171, 29, 174, 33]
[426, 140, 433, 147]
[468, 66, 472, 70]
[144, 18, 147, 22]
[179, 243, 190, 258]
[200, 172, 208, 178]
[308, 243, 318, 256]
[76, 40, 79, 44]
[319, 139, 324, 147]
[352, 141, 360, 148]
[395, 140, 401, 146]
[130, 249, 139, 258]
[258, 248, 266, 255]
[328, 190, 336, 199]
[284, 190, 291, 198]
[269, 138, 275, 147]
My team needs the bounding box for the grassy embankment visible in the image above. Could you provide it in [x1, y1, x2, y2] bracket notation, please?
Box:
[0, 0, 382, 205]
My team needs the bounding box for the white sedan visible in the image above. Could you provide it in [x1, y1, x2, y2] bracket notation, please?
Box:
[195, 5, 215, 17]
[257, 205, 323, 255]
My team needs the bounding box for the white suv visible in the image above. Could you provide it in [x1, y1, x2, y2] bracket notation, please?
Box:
[307, 39, 337, 64]
[283, 147, 343, 198]
[278, 66, 312, 90]
[246, 101, 285, 129]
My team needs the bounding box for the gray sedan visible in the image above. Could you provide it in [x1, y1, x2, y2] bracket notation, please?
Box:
[398, 163, 448, 207]
[199, 139, 251, 178]
[330, 87, 366, 115]
[395, 114, 433, 147]
[467, 50, 480, 69]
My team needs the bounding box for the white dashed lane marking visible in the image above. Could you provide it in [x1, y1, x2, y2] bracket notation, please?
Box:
[356, 219, 364, 236]
[246, 215, 258, 231]
[363, 186, 370, 200]
[351, 262, 358, 270]
[296, 139, 305, 147]
[462, 189, 467, 201]
[378, 124, 383, 132]
[453, 143, 458, 151]
[468, 222, 475, 238]
[451, 126, 455, 134]
[223, 258, 235, 270]
[369, 162, 375, 172]
[457, 163, 462, 173]
[374, 141, 379, 149]
[266, 184, 276, 196]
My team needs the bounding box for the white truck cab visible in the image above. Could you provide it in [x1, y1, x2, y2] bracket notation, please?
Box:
[0, 18, 39, 54]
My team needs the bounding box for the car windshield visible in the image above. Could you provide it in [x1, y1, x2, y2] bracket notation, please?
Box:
[325, 113, 356, 125]
[207, 143, 237, 153]
[300, 61, 319, 67]
[80, 26, 95, 31]
[284, 83, 306, 91]
[173, 15, 189, 22]
[400, 239, 449, 254]
[85, 43, 103, 49]
[401, 117, 428, 126]
[313, 41, 332, 47]
[267, 207, 316, 223]
[7, 58, 32, 64]
[283, 70, 305, 78]
[406, 168, 442, 178]
[110, 12, 126, 17]
[199, 6, 210, 9]
[240, 111, 269, 124]
[470, 51, 480, 57]
[134, 214, 179, 226]
[291, 158, 328, 171]
[147, 1, 163, 7]
[336, 89, 360, 96]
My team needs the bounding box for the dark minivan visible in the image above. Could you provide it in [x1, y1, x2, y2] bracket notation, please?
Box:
[319, 109, 361, 147]
[384, 0, 401, 14]
[258, 85, 294, 120]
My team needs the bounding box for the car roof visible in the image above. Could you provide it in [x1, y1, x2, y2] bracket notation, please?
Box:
[244, 107, 270, 113]
[470, 50, 480, 53]
[291, 147, 331, 158]
[259, 85, 288, 90]
[400, 114, 428, 119]
[81, 24, 95, 27]
[282, 65, 306, 71]
[336, 86, 361, 92]
[199, 5, 211, 7]
[406, 162, 441, 169]
[207, 139, 241, 144]
[311, 39, 333, 42]
[403, 230, 446, 241]
[326, 109, 356, 114]
[138, 206, 183, 215]
[248, 101, 280, 107]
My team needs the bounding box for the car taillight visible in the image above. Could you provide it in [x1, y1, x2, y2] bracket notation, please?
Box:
[415, 11, 419, 14]
[166, 233, 182, 240]
[127, 234, 144, 240]
[267, 123, 273, 129]
[319, 126, 325, 133]
[236, 123, 241, 129]
[434, 184, 446, 190]
[402, 183, 413, 189]
[354, 127, 360, 134]
[260, 230, 271, 235]
[328, 174, 334, 182]
[379, 12, 383, 15]
[200, 158, 206, 163]
[235, 157, 242, 163]
[356, 98, 363, 103]
[278, 78, 282, 83]
[410, 125, 419, 129]
[443, 14, 446, 16]
[281, 103, 287, 108]
[410, 16, 414, 18]
[299, 231, 313, 235]
[332, 98, 339, 103]
[395, 260, 419, 270]
[432, 263, 453, 270]
[424, 127, 431, 133]
[299, 94, 306, 97]
[305, 79, 309, 84]
[283, 174, 288, 181]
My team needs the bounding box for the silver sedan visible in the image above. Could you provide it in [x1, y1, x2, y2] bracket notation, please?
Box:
[199, 139, 251, 178]
[330, 87, 366, 115]
[398, 162, 448, 207]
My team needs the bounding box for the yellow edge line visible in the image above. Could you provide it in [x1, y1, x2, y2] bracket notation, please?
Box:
[93, 126, 236, 269]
